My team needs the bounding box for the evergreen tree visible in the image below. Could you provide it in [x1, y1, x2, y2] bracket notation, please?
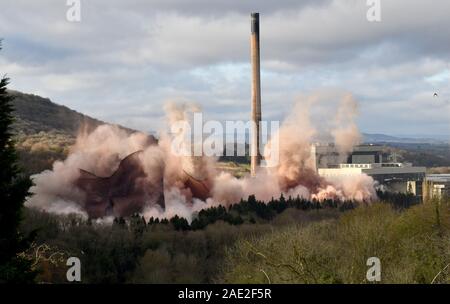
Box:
[0, 40, 36, 283]
[170, 215, 190, 231]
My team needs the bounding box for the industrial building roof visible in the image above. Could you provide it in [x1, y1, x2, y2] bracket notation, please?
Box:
[426, 174, 450, 182]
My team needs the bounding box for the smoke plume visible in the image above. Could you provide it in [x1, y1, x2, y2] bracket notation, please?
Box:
[332, 93, 362, 157]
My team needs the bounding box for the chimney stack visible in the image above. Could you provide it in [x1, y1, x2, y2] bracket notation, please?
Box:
[250, 12, 261, 176]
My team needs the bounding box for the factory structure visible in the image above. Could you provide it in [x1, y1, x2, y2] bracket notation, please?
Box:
[248, 13, 448, 202]
[423, 174, 450, 202]
[310, 143, 450, 202]
[311, 144, 425, 195]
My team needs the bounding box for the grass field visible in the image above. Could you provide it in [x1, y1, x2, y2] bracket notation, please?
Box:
[215, 161, 250, 177]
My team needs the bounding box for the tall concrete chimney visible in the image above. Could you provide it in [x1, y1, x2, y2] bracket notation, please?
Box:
[250, 12, 261, 176]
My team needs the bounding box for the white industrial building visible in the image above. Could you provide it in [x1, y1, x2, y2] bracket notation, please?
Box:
[423, 174, 450, 202]
[311, 144, 426, 197]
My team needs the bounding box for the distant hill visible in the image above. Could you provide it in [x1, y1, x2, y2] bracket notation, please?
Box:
[8, 91, 136, 175]
[362, 133, 448, 144]
[10, 90, 120, 136]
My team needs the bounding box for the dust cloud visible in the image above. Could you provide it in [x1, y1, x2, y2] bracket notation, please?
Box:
[26, 93, 377, 221]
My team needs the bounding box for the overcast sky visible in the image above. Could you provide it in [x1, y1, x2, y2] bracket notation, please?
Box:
[0, 0, 449, 138]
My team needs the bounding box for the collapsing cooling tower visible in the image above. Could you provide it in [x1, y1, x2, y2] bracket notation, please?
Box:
[75, 151, 165, 218]
[75, 151, 211, 218]
[182, 170, 210, 201]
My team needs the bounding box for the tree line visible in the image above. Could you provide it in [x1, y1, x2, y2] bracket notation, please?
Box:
[116, 190, 417, 232]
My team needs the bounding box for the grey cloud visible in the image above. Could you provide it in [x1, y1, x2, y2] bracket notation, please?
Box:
[0, 0, 449, 136]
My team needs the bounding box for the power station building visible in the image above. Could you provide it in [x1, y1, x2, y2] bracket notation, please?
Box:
[245, 13, 442, 203]
[311, 144, 427, 197]
[423, 174, 450, 202]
